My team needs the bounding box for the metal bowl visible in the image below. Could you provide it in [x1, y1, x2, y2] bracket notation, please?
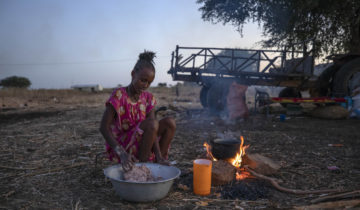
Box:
[104, 163, 181, 202]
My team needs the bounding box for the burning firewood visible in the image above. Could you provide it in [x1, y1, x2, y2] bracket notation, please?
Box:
[211, 160, 236, 186]
[242, 153, 281, 175]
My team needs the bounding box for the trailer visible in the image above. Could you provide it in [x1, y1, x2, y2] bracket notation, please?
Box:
[167, 45, 360, 111]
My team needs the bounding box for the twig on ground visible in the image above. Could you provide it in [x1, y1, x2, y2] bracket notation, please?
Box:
[245, 166, 341, 195]
[182, 198, 268, 203]
[20, 162, 88, 178]
[0, 165, 39, 170]
[311, 190, 360, 203]
[1, 190, 15, 198]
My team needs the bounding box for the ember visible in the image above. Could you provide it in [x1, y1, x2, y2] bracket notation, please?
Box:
[236, 168, 251, 180]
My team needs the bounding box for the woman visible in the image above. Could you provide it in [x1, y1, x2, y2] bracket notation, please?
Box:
[99, 51, 176, 171]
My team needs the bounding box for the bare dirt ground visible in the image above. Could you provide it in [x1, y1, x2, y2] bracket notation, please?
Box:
[1, 86, 360, 209]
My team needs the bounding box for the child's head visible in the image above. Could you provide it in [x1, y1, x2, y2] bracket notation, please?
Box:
[130, 51, 156, 93]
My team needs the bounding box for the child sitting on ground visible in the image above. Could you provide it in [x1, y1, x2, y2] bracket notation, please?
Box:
[100, 51, 176, 171]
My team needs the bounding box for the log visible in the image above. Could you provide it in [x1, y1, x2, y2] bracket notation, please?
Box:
[242, 153, 281, 175]
[211, 160, 236, 186]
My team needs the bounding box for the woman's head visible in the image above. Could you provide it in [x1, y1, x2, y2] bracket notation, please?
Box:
[130, 51, 156, 94]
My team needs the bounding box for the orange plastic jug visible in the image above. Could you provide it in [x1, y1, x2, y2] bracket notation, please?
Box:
[193, 159, 212, 195]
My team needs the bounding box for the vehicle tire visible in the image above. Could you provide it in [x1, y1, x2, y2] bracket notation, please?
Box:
[278, 87, 302, 108]
[311, 64, 340, 97]
[207, 81, 230, 113]
[200, 86, 209, 108]
[332, 58, 360, 97]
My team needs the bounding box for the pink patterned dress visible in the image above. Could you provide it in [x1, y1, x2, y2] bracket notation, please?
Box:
[105, 87, 156, 162]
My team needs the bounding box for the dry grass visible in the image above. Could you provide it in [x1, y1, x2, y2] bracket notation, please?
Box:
[0, 88, 113, 110]
[0, 88, 113, 97]
[1, 85, 360, 209]
[0, 86, 202, 110]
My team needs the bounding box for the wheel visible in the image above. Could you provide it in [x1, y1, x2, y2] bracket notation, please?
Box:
[332, 58, 360, 97]
[278, 87, 302, 107]
[311, 64, 340, 97]
[200, 86, 209, 108]
[206, 81, 230, 112]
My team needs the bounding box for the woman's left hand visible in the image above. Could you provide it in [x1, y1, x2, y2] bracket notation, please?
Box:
[156, 157, 170, 166]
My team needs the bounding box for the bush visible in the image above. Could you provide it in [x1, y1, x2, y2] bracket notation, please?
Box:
[0, 76, 31, 88]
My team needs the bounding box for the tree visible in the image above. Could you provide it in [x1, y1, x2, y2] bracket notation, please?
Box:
[197, 0, 360, 57]
[0, 76, 31, 88]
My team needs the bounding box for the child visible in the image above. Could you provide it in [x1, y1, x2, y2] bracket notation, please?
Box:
[99, 51, 176, 171]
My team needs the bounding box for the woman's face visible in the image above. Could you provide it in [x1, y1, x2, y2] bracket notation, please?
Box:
[131, 67, 155, 94]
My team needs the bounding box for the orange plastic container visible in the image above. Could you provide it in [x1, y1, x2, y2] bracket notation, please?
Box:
[193, 159, 212, 195]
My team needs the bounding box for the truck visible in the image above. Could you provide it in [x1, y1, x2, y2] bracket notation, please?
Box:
[167, 44, 360, 111]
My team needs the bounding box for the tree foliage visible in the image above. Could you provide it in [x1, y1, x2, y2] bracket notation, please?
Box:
[197, 0, 360, 57]
[0, 76, 31, 88]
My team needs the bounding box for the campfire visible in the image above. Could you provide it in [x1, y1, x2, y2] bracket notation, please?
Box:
[204, 136, 251, 182]
[202, 136, 271, 200]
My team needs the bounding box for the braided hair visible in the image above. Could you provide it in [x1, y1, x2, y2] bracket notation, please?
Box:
[133, 50, 156, 73]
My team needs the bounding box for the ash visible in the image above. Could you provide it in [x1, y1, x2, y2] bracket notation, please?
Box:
[220, 179, 270, 200]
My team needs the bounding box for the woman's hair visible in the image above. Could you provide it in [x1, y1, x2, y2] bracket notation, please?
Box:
[133, 50, 156, 72]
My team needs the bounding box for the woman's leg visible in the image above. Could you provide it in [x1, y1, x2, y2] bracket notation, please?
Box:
[157, 117, 176, 158]
[138, 118, 159, 162]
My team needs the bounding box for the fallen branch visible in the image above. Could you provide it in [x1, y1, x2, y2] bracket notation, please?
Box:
[311, 190, 360, 203]
[1, 190, 15, 199]
[21, 162, 87, 178]
[294, 199, 360, 209]
[244, 165, 341, 195]
[182, 198, 267, 203]
[0, 165, 39, 170]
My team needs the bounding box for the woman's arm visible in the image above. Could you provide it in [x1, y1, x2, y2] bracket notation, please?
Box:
[145, 109, 169, 165]
[99, 104, 119, 149]
[99, 104, 134, 170]
[146, 109, 161, 158]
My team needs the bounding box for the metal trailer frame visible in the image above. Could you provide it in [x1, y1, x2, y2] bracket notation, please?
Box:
[168, 45, 317, 89]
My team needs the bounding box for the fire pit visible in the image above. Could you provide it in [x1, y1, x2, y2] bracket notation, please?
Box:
[203, 136, 252, 185]
[200, 135, 339, 201]
[203, 136, 273, 200]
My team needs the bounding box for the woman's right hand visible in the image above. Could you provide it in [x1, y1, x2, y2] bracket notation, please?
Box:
[114, 146, 137, 171]
[120, 153, 138, 171]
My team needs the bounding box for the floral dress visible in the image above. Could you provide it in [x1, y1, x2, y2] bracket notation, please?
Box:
[105, 87, 156, 162]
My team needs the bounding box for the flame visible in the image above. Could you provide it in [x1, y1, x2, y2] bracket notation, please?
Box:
[229, 136, 250, 180]
[204, 142, 217, 161]
[203, 142, 217, 161]
[229, 136, 249, 168]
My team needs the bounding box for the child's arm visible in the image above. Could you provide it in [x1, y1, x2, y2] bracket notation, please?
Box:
[146, 109, 169, 165]
[146, 110, 161, 158]
[100, 104, 135, 171]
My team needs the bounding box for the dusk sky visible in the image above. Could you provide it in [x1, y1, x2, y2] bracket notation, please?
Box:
[0, 0, 263, 89]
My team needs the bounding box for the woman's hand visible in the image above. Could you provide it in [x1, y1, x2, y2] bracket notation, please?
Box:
[156, 156, 170, 166]
[120, 153, 138, 171]
[114, 146, 137, 171]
